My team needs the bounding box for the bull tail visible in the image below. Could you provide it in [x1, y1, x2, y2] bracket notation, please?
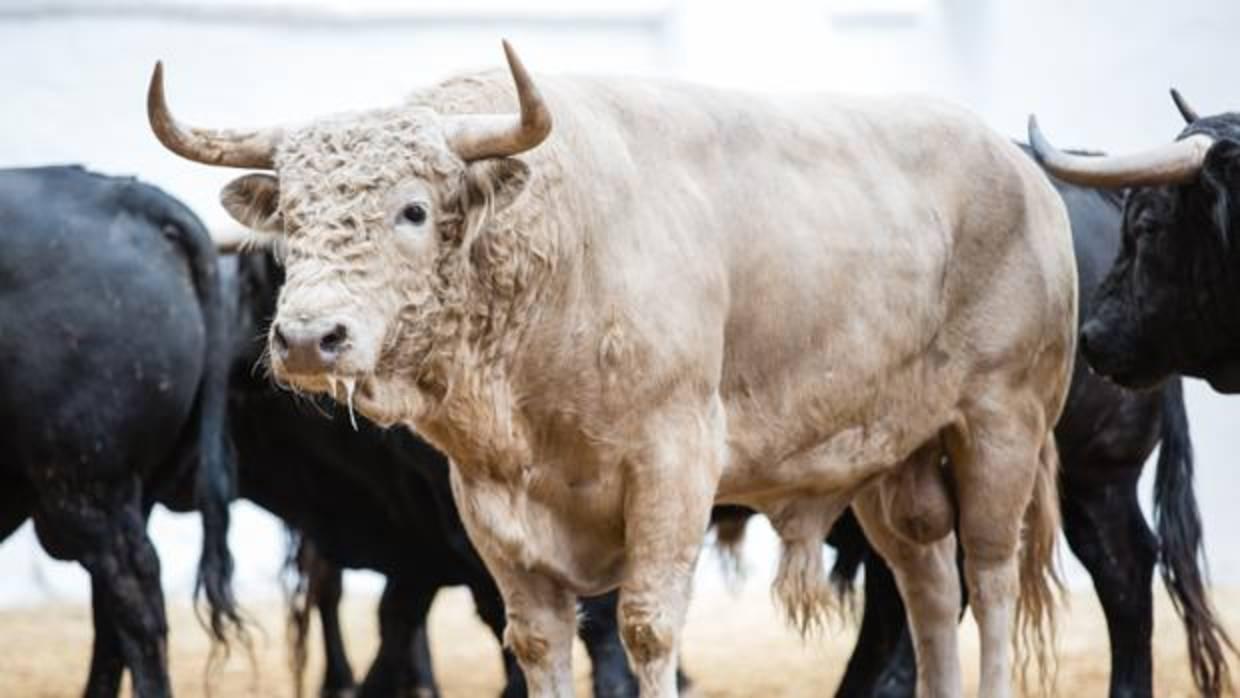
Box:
[1016, 431, 1063, 696]
[161, 200, 248, 663]
[1153, 377, 1236, 696]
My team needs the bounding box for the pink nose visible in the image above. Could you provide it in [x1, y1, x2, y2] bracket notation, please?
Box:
[272, 319, 349, 374]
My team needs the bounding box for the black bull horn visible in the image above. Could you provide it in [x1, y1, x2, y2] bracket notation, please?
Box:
[1027, 116, 1214, 188]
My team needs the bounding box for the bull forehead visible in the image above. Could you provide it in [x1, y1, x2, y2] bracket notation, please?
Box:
[273, 108, 464, 233]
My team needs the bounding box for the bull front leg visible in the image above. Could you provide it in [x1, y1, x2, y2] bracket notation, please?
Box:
[492, 568, 577, 697]
[617, 396, 722, 698]
[451, 472, 578, 698]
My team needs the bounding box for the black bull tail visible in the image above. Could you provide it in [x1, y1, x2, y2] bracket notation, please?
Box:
[168, 204, 246, 656]
[1154, 377, 1235, 696]
[283, 532, 316, 698]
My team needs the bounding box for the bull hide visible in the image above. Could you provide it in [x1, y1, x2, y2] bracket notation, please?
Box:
[152, 43, 1077, 698]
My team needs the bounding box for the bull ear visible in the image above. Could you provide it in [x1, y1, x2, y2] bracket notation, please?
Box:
[220, 173, 283, 233]
[465, 157, 531, 217]
[1201, 140, 1240, 247]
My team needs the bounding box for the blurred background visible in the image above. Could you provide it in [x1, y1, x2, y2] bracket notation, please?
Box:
[0, 0, 1236, 683]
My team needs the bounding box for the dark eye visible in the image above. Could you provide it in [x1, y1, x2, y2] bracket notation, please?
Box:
[402, 203, 428, 226]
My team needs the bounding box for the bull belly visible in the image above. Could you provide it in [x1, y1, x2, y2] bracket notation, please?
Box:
[716, 384, 960, 506]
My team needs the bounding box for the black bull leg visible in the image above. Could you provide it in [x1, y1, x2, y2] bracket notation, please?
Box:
[34, 478, 171, 698]
[1061, 472, 1157, 698]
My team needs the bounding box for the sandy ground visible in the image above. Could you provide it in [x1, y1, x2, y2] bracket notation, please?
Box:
[1, 584, 1236, 697]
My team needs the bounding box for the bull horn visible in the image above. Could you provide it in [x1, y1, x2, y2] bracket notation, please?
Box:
[1170, 88, 1199, 124]
[148, 61, 281, 169]
[211, 228, 252, 254]
[1028, 114, 1214, 187]
[445, 41, 553, 161]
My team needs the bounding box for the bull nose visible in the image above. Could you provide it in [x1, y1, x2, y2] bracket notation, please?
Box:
[1079, 320, 1104, 363]
[272, 319, 350, 374]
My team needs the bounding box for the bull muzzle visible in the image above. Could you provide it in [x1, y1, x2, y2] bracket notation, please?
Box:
[271, 317, 351, 376]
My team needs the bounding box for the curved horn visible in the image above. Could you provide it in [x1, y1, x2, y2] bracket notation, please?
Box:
[446, 41, 553, 161]
[1170, 88, 1199, 124]
[1028, 115, 1213, 187]
[148, 61, 281, 169]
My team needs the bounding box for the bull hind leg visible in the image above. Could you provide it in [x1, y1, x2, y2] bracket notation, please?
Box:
[0, 470, 33, 543]
[949, 404, 1060, 698]
[85, 577, 126, 698]
[851, 486, 962, 698]
[1061, 471, 1155, 698]
[35, 478, 171, 698]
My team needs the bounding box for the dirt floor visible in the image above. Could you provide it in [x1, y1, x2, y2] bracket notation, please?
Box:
[1, 583, 1236, 697]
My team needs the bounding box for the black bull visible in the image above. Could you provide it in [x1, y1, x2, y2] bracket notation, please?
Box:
[0, 166, 241, 697]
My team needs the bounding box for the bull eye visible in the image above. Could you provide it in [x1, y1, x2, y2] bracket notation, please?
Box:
[401, 203, 428, 227]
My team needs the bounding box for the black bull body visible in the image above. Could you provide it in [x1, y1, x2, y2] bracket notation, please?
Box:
[225, 251, 663, 698]
[0, 166, 240, 697]
[739, 147, 1233, 698]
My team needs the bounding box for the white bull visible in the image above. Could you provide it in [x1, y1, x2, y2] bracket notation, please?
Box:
[149, 42, 1076, 697]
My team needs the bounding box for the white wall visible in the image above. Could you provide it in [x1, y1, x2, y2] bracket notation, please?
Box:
[0, 0, 1237, 609]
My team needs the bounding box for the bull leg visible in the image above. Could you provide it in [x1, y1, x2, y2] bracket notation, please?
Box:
[313, 563, 356, 698]
[1061, 472, 1154, 698]
[515, 580, 575, 698]
[833, 547, 916, 698]
[36, 478, 171, 698]
[85, 577, 125, 698]
[0, 470, 32, 542]
[496, 569, 577, 697]
[578, 591, 640, 698]
[948, 404, 1056, 698]
[468, 579, 528, 698]
[411, 620, 436, 698]
[617, 402, 721, 698]
[852, 488, 962, 698]
[359, 576, 438, 698]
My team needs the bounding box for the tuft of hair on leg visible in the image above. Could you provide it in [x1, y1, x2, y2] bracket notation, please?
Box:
[1015, 433, 1064, 697]
[772, 538, 836, 637]
[710, 506, 752, 591]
